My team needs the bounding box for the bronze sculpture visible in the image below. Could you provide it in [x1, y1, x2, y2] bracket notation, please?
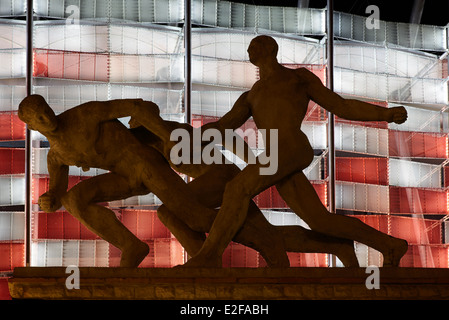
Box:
[18, 94, 359, 267]
[180, 35, 409, 268]
[18, 35, 410, 269]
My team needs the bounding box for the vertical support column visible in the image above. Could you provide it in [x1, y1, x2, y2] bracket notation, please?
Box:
[184, 0, 192, 126]
[183, 0, 192, 263]
[326, 0, 337, 267]
[326, 0, 335, 214]
[25, 0, 34, 267]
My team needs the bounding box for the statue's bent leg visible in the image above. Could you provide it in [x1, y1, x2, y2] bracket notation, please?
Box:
[61, 173, 149, 267]
[275, 226, 359, 267]
[157, 205, 206, 257]
[139, 151, 217, 232]
[158, 163, 290, 267]
[183, 161, 291, 268]
[276, 171, 408, 267]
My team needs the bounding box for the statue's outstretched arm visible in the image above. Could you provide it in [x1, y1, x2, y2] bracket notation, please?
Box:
[201, 91, 254, 163]
[301, 68, 407, 124]
[202, 91, 252, 133]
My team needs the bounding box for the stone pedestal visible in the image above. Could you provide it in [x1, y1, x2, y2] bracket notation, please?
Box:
[8, 267, 449, 300]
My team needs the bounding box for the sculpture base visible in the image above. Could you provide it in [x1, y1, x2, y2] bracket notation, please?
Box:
[8, 267, 449, 300]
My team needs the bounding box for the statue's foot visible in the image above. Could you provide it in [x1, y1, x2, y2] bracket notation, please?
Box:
[335, 245, 360, 267]
[120, 241, 150, 268]
[382, 238, 408, 267]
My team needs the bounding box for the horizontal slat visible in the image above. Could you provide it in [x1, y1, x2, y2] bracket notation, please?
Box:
[34, 0, 184, 23]
[0, 175, 24, 205]
[389, 158, 442, 188]
[0, 212, 24, 241]
[0, 148, 24, 174]
[389, 187, 447, 215]
[336, 182, 390, 213]
[389, 130, 448, 158]
[336, 157, 388, 185]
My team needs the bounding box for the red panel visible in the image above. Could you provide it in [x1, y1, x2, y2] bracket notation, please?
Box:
[0, 112, 26, 141]
[34, 211, 98, 240]
[355, 215, 442, 245]
[0, 148, 25, 174]
[0, 278, 11, 300]
[222, 242, 262, 267]
[399, 245, 448, 268]
[118, 239, 184, 268]
[288, 252, 328, 267]
[120, 209, 171, 240]
[34, 49, 109, 82]
[336, 157, 388, 185]
[446, 166, 449, 188]
[0, 243, 24, 272]
[389, 187, 447, 215]
[389, 130, 448, 158]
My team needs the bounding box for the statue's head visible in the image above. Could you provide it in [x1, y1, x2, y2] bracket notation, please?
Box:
[18, 94, 57, 133]
[247, 35, 279, 66]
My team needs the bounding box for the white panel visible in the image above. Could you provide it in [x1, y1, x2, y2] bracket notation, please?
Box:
[0, 1, 25, 16]
[33, 84, 110, 113]
[62, 240, 79, 266]
[192, 90, 244, 117]
[109, 25, 182, 55]
[354, 242, 383, 267]
[334, 67, 447, 104]
[334, 11, 447, 51]
[0, 212, 25, 240]
[192, 31, 324, 65]
[0, 176, 25, 205]
[0, 23, 26, 49]
[389, 158, 442, 188]
[336, 182, 389, 213]
[304, 156, 322, 181]
[192, 57, 257, 88]
[0, 85, 27, 112]
[0, 50, 25, 78]
[262, 210, 310, 229]
[193, 0, 325, 35]
[335, 124, 388, 156]
[109, 54, 184, 83]
[33, 85, 182, 116]
[32, 240, 109, 267]
[335, 45, 444, 79]
[34, 24, 109, 52]
[301, 122, 327, 150]
[32, 240, 64, 267]
[34, 0, 184, 23]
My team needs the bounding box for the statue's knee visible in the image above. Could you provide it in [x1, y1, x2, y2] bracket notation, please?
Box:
[61, 191, 85, 216]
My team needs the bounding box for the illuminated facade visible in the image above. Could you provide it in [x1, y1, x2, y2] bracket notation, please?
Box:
[1, 1, 448, 294]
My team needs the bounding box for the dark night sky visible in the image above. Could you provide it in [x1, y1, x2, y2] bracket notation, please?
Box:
[233, 0, 449, 26]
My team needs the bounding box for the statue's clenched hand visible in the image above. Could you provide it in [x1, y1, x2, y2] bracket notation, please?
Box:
[387, 106, 408, 124]
[38, 191, 62, 213]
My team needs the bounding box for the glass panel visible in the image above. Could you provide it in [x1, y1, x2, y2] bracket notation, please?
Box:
[29, 1, 186, 267]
